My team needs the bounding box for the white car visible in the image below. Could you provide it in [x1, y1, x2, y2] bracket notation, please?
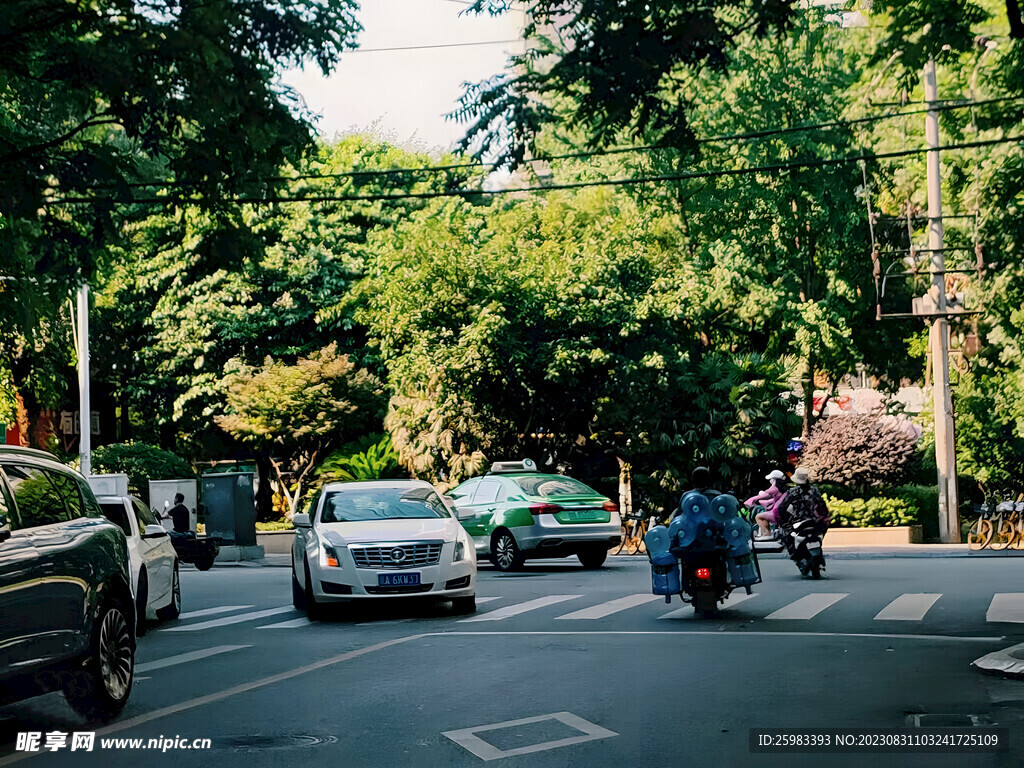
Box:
[291, 480, 477, 619]
[97, 495, 181, 634]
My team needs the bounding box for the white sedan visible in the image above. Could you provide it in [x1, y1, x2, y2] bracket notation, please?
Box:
[291, 480, 477, 619]
[97, 494, 181, 634]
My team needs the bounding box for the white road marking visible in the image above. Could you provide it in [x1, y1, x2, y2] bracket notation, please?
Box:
[459, 595, 581, 623]
[178, 605, 254, 620]
[555, 594, 662, 620]
[986, 594, 1024, 623]
[874, 593, 942, 621]
[136, 645, 250, 673]
[443, 711, 617, 761]
[766, 593, 848, 620]
[477, 597, 501, 604]
[257, 618, 312, 629]
[163, 606, 295, 632]
[443, 630, 1002, 643]
[658, 591, 758, 619]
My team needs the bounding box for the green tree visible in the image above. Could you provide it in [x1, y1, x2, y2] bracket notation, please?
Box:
[215, 344, 384, 517]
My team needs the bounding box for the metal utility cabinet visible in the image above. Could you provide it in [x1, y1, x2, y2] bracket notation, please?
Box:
[200, 472, 256, 546]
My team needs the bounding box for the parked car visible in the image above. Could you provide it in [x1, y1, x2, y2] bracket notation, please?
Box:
[0, 447, 135, 721]
[96, 494, 181, 634]
[291, 480, 477, 619]
[448, 459, 621, 571]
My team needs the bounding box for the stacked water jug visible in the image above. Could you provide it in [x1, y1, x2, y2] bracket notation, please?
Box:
[644, 491, 759, 596]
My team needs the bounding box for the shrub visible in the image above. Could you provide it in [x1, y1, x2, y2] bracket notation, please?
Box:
[823, 495, 918, 527]
[315, 434, 405, 485]
[255, 519, 294, 531]
[802, 415, 919, 490]
[91, 442, 194, 504]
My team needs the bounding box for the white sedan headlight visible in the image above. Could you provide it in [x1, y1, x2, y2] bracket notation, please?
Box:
[453, 538, 466, 562]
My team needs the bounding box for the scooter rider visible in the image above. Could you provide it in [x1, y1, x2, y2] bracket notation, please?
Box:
[776, 467, 829, 535]
[746, 469, 789, 540]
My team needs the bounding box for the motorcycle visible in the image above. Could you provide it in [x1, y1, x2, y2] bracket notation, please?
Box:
[781, 518, 828, 579]
[646, 492, 761, 618]
[168, 531, 222, 571]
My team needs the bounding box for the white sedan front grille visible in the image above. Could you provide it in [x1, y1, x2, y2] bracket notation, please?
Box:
[350, 542, 443, 569]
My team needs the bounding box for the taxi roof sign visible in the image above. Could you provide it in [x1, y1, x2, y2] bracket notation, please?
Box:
[489, 459, 538, 474]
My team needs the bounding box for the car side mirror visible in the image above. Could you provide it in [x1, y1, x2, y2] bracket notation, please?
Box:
[142, 524, 168, 539]
[292, 513, 311, 528]
[0, 514, 10, 543]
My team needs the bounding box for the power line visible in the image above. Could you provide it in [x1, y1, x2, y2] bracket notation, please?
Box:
[346, 39, 520, 53]
[48, 135, 1024, 207]
[76, 97, 1023, 192]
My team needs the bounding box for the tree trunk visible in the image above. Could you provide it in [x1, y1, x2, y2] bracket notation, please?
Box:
[255, 454, 274, 521]
[801, 356, 815, 439]
[1008, 0, 1024, 38]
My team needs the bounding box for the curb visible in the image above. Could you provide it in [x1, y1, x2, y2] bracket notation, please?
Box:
[973, 642, 1024, 678]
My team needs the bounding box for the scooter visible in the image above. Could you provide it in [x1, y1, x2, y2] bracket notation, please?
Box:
[647, 492, 761, 618]
[781, 518, 828, 579]
[168, 531, 221, 571]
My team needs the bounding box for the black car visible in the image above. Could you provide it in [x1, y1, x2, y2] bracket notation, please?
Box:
[0, 447, 136, 721]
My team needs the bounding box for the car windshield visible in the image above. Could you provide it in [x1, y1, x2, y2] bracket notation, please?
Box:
[514, 475, 598, 497]
[320, 486, 450, 523]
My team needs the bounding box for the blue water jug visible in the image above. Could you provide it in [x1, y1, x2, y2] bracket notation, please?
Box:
[711, 494, 739, 522]
[679, 491, 711, 520]
[651, 555, 681, 596]
[644, 525, 672, 560]
[668, 515, 699, 549]
[727, 552, 759, 587]
[722, 517, 752, 554]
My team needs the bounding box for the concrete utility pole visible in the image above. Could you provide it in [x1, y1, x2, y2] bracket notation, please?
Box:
[924, 58, 960, 542]
[76, 284, 91, 477]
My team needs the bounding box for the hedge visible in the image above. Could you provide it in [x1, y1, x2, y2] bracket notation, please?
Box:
[823, 495, 918, 528]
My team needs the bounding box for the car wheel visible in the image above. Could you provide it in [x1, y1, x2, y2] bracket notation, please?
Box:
[451, 596, 476, 614]
[490, 530, 524, 572]
[292, 562, 307, 610]
[64, 597, 134, 722]
[578, 546, 608, 570]
[157, 562, 181, 620]
[134, 571, 148, 637]
[304, 561, 326, 621]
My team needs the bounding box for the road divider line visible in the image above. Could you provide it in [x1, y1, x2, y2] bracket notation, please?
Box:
[658, 591, 757, 620]
[459, 595, 581, 623]
[257, 618, 312, 629]
[163, 606, 295, 632]
[766, 593, 848, 620]
[136, 645, 250, 673]
[435, 630, 1004, 643]
[555, 594, 661, 620]
[874, 593, 942, 621]
[178, 605, 254, 620]
[476, 597, 501, 604]
[0, 635, 430, 767]
[986, 594, 1024, 623]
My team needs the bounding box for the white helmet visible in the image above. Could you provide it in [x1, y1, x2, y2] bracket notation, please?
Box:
[765, 470, 787, 482]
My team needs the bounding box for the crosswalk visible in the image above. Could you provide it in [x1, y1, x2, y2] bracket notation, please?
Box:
[155, 591, 1024, 634]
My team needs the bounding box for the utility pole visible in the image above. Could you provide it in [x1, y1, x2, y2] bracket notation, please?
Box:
[77, 284, 91, 477]
[924, 58, 959, 542]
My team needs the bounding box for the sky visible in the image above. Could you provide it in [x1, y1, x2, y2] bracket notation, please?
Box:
[281, 0, 525, 154]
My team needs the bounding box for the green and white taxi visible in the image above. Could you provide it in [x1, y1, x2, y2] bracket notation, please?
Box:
[447, 460, 621, 571]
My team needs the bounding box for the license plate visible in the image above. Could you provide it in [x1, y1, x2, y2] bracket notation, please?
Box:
[378, 572, 421, 587]
[565, 510, 597, 520]
[807, 545, 822, 556]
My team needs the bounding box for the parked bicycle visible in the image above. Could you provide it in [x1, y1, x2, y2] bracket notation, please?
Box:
[967, 497, 1024, 551]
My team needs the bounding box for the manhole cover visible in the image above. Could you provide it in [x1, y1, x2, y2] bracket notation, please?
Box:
[217, 734, 338, 751]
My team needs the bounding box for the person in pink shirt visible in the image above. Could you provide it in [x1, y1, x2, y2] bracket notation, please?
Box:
[745, 469, 789, 540]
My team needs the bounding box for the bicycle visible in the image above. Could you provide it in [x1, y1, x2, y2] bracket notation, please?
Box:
[967, 503, 995, 551]
[613, 511, 650, 555]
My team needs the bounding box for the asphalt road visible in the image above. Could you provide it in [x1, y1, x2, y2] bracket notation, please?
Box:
[3, 555, 1024, 767]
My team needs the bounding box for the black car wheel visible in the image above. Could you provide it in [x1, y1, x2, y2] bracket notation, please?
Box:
[292, 562, 306, 610]
[490, 530, 524, 572]
[577, 546, 608, 569]
[134, 571, 148, 637]
[304, 561, 326, 620]
[64, 598, 135, 722]
[451, 596, 476, 614]
[157, 562, 181, 620]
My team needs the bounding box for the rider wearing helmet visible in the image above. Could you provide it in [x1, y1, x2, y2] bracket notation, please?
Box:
[670, 466, 720, 522]
[745, 469, 789, 540]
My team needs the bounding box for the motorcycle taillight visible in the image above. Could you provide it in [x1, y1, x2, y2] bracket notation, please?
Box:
[695, 567, 711, 581]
